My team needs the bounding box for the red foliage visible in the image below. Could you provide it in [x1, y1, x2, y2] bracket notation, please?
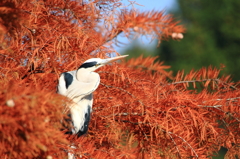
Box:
[0, 0, 239, 159]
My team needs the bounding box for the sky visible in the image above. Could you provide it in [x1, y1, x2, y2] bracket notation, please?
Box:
[115, 0, 178, 53]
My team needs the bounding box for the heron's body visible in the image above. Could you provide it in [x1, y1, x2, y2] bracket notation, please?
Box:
[58, 70, 99, 137]
[57, 55, 127, 137]
[69, 94, 92, 136]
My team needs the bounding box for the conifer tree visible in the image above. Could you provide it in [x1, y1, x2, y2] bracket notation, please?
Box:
[0, 0, 239, 158]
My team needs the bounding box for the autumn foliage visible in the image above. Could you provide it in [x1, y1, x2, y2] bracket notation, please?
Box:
[0, 0, 239, 158]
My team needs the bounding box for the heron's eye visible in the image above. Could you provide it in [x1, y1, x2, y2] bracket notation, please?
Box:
[95, 63, 101, 67]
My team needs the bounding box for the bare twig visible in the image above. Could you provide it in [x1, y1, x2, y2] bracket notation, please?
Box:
[167, 78, 238, 90]
[167, 131, 198, 158]
[168, 133, 181, 158]
[215, 97, 240, 101]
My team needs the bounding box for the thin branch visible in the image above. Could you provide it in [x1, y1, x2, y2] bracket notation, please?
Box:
[198, 105, 240, 122]
[199, 105, 223, 108]
[170, 78, 238, 90]
[215, 97, 240, 101]
[168, 133, 181, 158]
[171, 79, 217, 85]
[167, 131, 198, 158]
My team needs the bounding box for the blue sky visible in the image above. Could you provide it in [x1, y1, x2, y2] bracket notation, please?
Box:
[122, 0, 177, 11]
[115, 0, 178, 53]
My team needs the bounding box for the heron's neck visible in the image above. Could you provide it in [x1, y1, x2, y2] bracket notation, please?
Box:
[76, 69, 99, 83]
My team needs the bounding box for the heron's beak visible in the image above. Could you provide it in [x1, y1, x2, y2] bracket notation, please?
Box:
[101, 55, 128, 65]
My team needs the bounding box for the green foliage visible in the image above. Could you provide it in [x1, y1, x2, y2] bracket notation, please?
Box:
[156, 0, 240, 81]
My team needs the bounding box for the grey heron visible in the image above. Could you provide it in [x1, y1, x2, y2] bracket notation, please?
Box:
[57, 55, 128, 137]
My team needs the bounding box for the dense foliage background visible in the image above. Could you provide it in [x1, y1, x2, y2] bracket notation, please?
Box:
[0, 0, 239, 158]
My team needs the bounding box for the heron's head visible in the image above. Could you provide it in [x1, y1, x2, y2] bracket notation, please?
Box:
[78, 55, 128, 72]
